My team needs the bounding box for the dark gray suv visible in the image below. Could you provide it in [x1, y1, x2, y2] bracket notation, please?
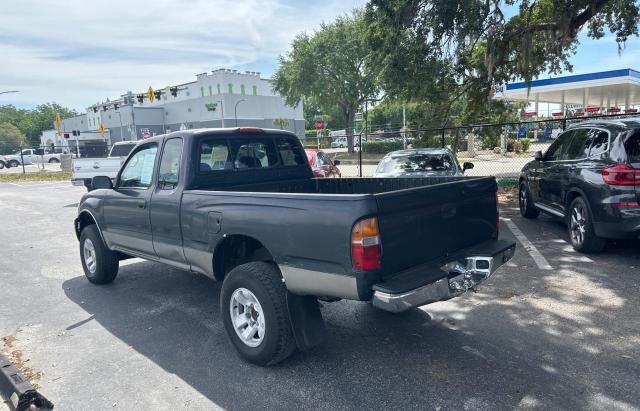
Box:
[519, 119, 640, 252]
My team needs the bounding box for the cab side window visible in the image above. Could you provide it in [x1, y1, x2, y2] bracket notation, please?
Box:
[589, 130, 609, 158]
[563, 129, 590, 160]
[158, 138, 183, 189]
[544, 131, 573, 161]
[119, 144, 158, 188]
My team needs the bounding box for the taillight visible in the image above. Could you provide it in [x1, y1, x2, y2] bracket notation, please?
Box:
[601, 164, 640, 185]
[351, 217, 381, 271]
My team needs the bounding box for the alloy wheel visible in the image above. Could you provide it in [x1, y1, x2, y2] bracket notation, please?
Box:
[229, 287, 266, 348]
[83, 238, 97, 273]
[570, 204, 586, 246]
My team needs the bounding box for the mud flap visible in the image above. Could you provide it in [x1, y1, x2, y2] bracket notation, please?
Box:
[286, 293, 327, 351]
[0, 353, 54, 411]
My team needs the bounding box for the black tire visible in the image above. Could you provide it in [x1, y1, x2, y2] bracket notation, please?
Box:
[568, 197, 606, 253]
[8, 160, 19, 168]
[48, 158, 60, 163]
[519, 182, 539, 218]
[79, 225, 119, 284]
[0, 161, 4, 169]
[220, 262, 296, 366]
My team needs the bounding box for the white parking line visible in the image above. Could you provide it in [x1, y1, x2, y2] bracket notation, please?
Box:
[502, 217, 553, 270]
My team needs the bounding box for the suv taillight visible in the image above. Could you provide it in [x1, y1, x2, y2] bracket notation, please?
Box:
[601, 165, 640, 186]
[351, 217, 381, 271]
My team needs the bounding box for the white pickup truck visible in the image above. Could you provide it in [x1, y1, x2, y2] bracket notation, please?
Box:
[4, 149, 62, 167]
[71, 141, 137, 189]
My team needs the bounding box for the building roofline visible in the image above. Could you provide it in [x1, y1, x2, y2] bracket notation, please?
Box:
[505, 69, 640, 91]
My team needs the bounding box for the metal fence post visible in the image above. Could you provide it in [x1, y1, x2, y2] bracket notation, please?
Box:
[441, 128, 445, 148]
[20, 146, 25, 174]
[561, 119, 567, 130]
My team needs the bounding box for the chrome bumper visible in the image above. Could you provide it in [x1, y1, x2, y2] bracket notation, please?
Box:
[372, 244, 516, 313]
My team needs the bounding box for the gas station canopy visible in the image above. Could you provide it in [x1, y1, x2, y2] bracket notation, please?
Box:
[495, 69, 640, 112]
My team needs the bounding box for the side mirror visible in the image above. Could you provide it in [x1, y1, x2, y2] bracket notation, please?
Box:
[534, 151, 543, 161]
[462, 162, 474, 171]
[333, 160, 341, 166]
[91, 175, 113, 190]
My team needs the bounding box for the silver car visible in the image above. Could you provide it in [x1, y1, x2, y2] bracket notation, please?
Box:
[372, 148, 473, 177]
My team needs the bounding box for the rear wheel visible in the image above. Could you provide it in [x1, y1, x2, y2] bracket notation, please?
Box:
[8, 160, 19, 168]
[0, 161, 4, 169]
[48, 158, 60, 163]
[220, 262, 296, 366]
[519, 182, 539, 218]
[568, 197, 606, 253]
[79, 225, 119, 284]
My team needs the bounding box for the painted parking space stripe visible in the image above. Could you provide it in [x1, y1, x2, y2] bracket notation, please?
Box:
[502, 217, 553, 270]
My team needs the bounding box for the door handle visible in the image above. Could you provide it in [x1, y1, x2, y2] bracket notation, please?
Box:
[137, 200, 146, 209]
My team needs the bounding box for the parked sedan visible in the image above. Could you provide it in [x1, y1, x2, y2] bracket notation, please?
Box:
[373, 148, 473, 177]
[305, 149, 341, 178]
[519, 119, 640, 252]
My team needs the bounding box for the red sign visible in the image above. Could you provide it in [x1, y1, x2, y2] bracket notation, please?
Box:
[608, 107, 621, 113]
[574, 111, 585, 116]
[141, 128, 150, 139]
[521, 111, 537, 117]
[625, 108, 638, 113]
[315, 120, 324, 130]
[585, 106, 600, 113]
[551, 111, 564, 117]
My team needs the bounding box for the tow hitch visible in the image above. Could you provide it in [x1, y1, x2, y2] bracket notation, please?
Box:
[0, 353, 53, 411]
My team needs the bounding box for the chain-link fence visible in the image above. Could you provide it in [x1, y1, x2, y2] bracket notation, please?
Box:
[301, 112, 640, 181]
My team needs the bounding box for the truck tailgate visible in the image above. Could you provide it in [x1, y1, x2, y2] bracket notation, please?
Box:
[374, 177, 498, 276]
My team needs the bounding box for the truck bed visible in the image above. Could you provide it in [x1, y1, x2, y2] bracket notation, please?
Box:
[188, 176, 498, 279]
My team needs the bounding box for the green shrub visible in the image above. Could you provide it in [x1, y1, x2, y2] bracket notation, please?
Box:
[520, 138, 531, 152]
[362, 140, 403, 154]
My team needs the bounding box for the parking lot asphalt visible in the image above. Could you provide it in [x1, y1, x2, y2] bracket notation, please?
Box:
[1, 182, 639, 410]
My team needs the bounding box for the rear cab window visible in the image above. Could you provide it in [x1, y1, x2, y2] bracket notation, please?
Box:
[198, 133, 306, 172]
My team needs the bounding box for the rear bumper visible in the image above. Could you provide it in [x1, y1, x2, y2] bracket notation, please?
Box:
[371, 236, 516, 313]
[593, 212, 640, 239]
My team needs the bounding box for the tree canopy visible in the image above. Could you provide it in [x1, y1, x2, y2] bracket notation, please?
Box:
[365, 0, 640, 122]
[0, 103, 78, 147]
[0, 122, 28, 154]
[272, 10, 378, 152]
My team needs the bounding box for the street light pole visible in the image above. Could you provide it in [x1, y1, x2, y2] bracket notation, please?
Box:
[234, 98, 247, 127]
[235, 99, 247, 127]
[217, 100, 225, 127]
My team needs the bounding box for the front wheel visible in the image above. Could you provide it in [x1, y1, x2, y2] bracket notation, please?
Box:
[79, 225, 119, 284]
[8, 160, 19, 168]
[568, 197, 606, 253]
[220, 262, 296, 366]
[48, 158, 60, 163]
[519, 182, 539, 218]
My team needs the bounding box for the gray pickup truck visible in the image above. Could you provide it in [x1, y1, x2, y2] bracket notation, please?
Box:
[75, 127, 516, 365]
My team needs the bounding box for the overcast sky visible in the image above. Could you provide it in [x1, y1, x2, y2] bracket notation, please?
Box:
[1, 0, 638, 111]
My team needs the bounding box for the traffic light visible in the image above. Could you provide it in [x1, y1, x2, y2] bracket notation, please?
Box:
[154, 90, 162, 100]
[93, 107, 98, 113]
[114, 103, 119, 110]
[63, 133, 70, 139]
[137, 94, 144, 103]
[170, 86, 178, 97]
[102, 105, 108, 112]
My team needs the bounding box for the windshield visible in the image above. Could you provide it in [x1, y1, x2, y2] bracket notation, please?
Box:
[110, 143, 136, 157]
[376, 153, 456, 174]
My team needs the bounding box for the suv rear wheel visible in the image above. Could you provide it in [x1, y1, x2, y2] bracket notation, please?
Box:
[568, 197, 606, 253]
[519, 182, 539, 218]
